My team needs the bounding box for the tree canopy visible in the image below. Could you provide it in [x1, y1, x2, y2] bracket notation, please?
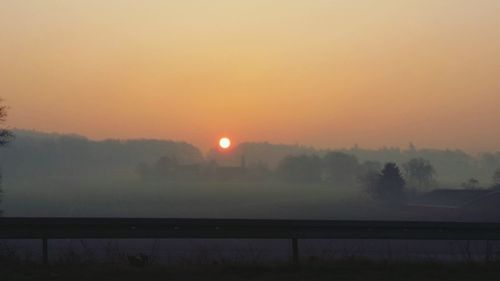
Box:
[364, 163, 406, 203]
[403, 158, 436, 191]
[323, 152, 360, 185]
[0, 101, 13, 146]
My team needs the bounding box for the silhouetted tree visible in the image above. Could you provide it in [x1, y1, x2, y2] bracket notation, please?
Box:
[277, 155, 322, 183]
[0, 100, 13, 216]
[0, 101, 13, 146]
[403, 158, 436, 192]
[322, 152, 359, 185]
[493, 169, 500, 189]
[368, 163, 406, 203]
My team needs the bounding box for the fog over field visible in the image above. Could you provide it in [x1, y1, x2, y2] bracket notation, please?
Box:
[1, 129, 499, 221]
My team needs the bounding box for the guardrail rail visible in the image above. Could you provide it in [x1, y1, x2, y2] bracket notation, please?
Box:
[1, 218, 500, 264]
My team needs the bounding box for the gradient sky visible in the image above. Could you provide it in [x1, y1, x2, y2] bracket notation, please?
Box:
[1, 0, 500, 152]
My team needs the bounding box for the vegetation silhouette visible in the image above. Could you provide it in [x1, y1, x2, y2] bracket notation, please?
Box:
[493, 169, 500, 189]
[0, 101, 13, 146]
[277, 154, 322, 183]
[463, 178, 480, 190]
[323, 152, 359, 185]
[364, 163, 406, 203]
[403, 158, 436, 192]
[0, 100, 13, 216]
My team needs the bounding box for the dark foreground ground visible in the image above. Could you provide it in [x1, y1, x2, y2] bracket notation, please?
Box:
[2, 260, 500, 281]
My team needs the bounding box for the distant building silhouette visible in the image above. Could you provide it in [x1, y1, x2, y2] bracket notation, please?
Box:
[211, 155, 247, 181]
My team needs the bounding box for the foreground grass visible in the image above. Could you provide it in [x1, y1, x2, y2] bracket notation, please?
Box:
[2, 260, 500, 281]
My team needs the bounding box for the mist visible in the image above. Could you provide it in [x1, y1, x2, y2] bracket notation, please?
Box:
[1, 129, 499, 222]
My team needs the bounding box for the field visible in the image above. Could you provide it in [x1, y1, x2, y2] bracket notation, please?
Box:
[4, 177, 499, 265]
[2, 260, 500, 281]
[2, 177, 398, 220]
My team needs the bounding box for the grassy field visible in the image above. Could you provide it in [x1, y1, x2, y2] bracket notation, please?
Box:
[2, 178, 400, 220]
[2, 260, 500, 281]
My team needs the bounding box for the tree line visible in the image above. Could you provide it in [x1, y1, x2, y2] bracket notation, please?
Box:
[139, 149, 500, 204]
[222, 142, 500, 184]
[276, 153, 437, 202]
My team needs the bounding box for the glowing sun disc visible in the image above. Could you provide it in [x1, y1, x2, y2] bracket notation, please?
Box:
[219, 137, 231, 149]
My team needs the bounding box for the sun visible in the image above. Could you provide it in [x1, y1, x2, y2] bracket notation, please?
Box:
[219, 137, 231, 150]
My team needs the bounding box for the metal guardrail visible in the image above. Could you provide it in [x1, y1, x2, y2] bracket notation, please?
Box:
[2, 218, 500, 264]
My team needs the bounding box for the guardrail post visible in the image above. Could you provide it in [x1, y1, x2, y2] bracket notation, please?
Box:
[42, 238, 48, 265]
[291, 238, 299, 265]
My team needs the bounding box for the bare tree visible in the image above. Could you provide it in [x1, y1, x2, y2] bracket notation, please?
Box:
[0, 100, 13, 216]
[403, 158, 436, 192]
[0, 101, 13, 146]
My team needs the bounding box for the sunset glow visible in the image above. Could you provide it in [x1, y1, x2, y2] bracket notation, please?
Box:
[1, 1, 500, 152]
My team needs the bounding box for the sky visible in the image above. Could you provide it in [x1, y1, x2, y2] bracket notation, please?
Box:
[1, 0, 500, 152]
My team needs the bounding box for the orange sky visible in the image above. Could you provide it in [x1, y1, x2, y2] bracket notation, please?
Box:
[1, 0, 500, 152]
